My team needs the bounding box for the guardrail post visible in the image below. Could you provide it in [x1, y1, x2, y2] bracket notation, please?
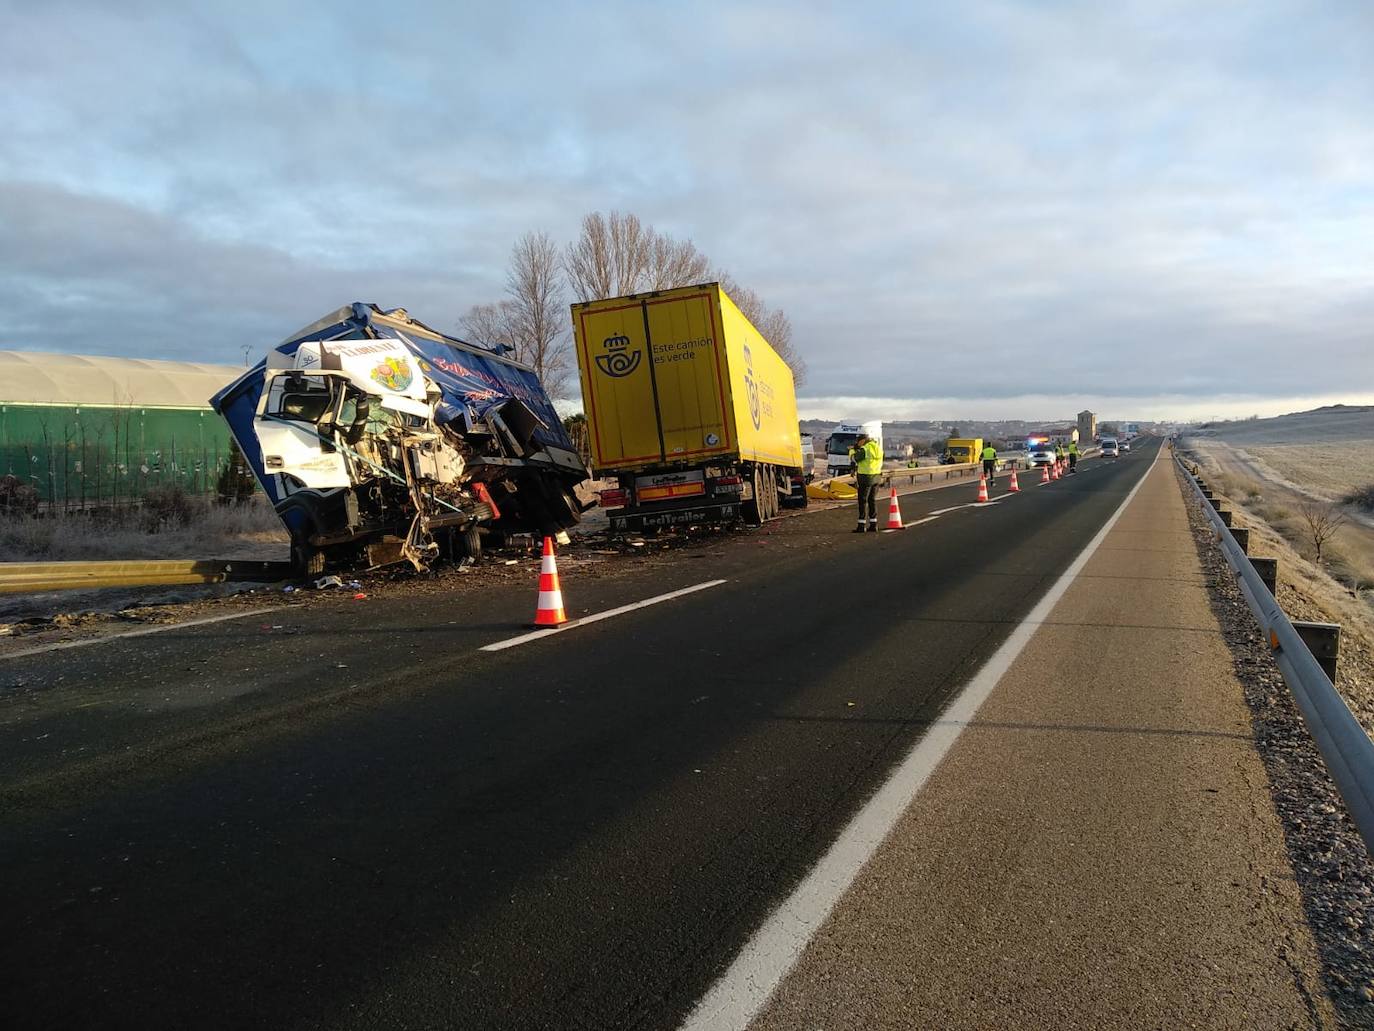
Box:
[1230, 526, 1250, 552]
[1292, 621, 1341, 683]
[1218, 509, 1233, 527]
[1249, 556, 1278, 595]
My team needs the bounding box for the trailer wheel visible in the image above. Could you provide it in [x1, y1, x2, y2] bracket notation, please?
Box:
[742, 466, 764, 525]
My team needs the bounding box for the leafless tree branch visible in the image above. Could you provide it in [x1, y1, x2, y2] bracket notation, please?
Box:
[1298, 500, 1348, 566]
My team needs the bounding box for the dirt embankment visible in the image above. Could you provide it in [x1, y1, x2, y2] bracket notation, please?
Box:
[1177, 463, 1374, 1024]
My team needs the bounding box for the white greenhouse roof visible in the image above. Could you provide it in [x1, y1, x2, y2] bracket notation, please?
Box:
[0, 350, 243, 409]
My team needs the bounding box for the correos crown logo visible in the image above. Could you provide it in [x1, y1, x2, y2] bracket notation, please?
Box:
[742, 344, 761, 430]
[595, 334, 642, 378]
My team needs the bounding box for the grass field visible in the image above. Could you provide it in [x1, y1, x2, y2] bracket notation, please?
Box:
[0, 498, 288, 563]
[1238, 445, 1374, 501]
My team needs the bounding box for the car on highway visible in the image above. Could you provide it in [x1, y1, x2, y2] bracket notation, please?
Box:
[1026, 439, 1056, 466]
[1119, 438, 1131, 452]
[1100, 437, 1119, 457]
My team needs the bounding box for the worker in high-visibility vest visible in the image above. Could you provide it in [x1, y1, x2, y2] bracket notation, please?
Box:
[1068, 440, 1080, 474]
[980, 443, 997, 483]
[848, 432, 884, 532]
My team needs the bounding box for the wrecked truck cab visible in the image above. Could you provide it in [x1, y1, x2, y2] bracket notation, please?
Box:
[211, 303, 589, 574]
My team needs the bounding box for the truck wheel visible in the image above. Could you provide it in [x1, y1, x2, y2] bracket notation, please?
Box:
[458, 525, 482, 563]
[292, 543, 325, 577]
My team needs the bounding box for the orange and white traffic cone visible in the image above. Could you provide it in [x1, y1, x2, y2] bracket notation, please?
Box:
[533, 536, 567, 627]
[884, 486, 903, 530]
[1040, 463, 1051, 484]
[1008, 466, 1020, 492]
[976, 474, 990, 503]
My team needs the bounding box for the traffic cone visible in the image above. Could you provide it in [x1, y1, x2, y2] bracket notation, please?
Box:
[1052, 461, 1061, 480]
[1040, 463, 1051, 484]
[976, 474, 990, 503]
[533, 536, 567, 627]
[884, 486, 903, 530]
[1008, 467, 1020, 492]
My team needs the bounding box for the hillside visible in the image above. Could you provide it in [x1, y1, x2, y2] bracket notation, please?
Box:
[1195, 405, 1374, 445]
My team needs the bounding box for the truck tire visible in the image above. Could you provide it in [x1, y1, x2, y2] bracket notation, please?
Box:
[292, 543, 325, 577]
[457, 525, 482, 563]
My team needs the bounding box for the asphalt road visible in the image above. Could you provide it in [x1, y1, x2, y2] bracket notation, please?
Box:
[1, 440, 1161, 1030]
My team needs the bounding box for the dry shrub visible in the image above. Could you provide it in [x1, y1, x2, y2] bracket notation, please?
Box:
[1345, 484, 1374, 512]
[0, 496, 287, 562]
[140, 485, 194, 533]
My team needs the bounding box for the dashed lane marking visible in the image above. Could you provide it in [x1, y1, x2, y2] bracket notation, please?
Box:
[480, 579, 728, 652]
[903, 516, 939, 528]
[0, 607, 284, 662]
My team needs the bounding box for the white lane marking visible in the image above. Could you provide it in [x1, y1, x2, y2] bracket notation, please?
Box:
[928, 504, 970, 515]
[903, 516, 939, 528]
[481, 579, 727, 652]
[0, 607, 284, 661]
[678, 445, 1161, 1031]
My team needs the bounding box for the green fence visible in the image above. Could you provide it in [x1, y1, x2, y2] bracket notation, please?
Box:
[0, 403, 241, 509]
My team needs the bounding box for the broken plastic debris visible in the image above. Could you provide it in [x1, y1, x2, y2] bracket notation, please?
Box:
[504, 559, 518, 566]
[314, 575, 343, 590]
[353, 592, 367, 600]
[282, 585, 295, 593]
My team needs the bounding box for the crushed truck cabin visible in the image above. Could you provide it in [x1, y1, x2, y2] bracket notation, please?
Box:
[211, 303, 589, 574]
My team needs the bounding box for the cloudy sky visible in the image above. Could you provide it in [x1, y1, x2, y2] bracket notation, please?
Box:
[3, 0, 1372, 422]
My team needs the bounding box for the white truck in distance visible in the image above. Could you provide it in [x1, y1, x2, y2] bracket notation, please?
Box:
[826, 420, 884, 476]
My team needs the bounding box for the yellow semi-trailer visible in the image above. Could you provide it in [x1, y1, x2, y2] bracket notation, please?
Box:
[572, 283, 805, 532]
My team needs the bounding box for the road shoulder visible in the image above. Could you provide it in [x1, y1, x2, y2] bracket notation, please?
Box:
[751, 453, 1336, 1029]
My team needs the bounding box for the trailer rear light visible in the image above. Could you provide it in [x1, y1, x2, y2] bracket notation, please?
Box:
[714, 476, 742, 486]
[598, 488, 628, 509]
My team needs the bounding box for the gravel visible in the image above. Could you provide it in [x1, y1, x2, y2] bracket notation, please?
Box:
[1179, 462, 1374, 1027]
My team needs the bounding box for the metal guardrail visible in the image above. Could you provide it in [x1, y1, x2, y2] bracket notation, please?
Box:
[0, 559, 293, 595]
[1176, 451, 1374, 855]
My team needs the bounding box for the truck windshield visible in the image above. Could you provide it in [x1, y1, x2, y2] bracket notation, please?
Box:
[948, 446, 972, 460]
[827, 433, 859, 455]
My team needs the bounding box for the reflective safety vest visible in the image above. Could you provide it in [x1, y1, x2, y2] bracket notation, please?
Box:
[849, 439, 883, 475]
[981, 446, 996, 461]
[1068, 443, 1080, 456]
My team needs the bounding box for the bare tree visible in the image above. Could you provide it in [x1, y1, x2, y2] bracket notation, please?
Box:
[564, 211, 655, 302]
[460, 300, 519, 353]
[716, 272, 806, 387]
[644, 233, 711, 291]
[506, 231, 572, 399]
[1298, 500, 1347, 566]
